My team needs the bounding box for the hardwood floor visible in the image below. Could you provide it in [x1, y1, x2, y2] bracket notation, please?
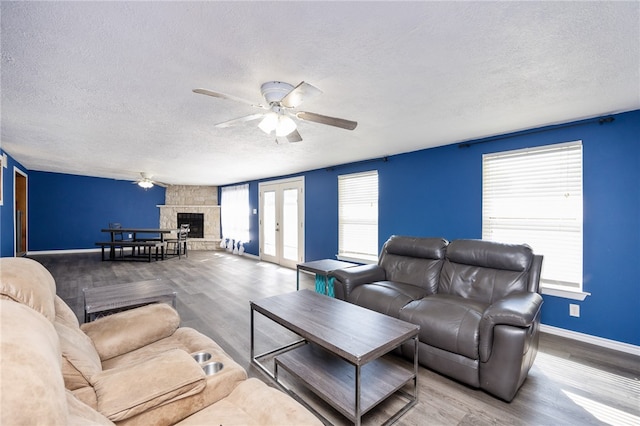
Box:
[31, 251, 639, 426]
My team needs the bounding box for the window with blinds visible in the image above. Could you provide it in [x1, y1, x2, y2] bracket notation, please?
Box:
[338, 170, 379, 262]
[482, 141, 583, 292]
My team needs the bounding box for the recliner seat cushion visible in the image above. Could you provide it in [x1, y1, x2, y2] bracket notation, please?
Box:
[348, 281, 428, 317]
[176, 378, 322, 426]
[400, 294, 487, 360]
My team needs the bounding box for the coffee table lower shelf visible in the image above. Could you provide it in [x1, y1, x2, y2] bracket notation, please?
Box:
[275, 343, 416, 424]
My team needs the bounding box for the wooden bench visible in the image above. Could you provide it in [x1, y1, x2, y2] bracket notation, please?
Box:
[95, 241, 166, 262]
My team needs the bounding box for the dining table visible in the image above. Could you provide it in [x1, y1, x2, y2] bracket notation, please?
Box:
[100, 227, 180, 260]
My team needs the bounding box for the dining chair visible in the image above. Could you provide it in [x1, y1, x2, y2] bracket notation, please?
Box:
[167, 224, 189, 258]
[108, 222, 125, 257]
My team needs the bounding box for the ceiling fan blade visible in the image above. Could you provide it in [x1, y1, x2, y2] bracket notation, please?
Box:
[215, 113, 265, 128]
[136, 172, 169, 188]
[193, 88, 264, 108]
[287, 129, 303, 143]
[281, 82, 322, 109]
[296, 111, 358, 130]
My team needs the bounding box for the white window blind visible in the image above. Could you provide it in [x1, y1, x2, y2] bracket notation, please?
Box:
[220, 183, 250, 243]
[482, 141, 583, 291]
[338, 171, 378, 262]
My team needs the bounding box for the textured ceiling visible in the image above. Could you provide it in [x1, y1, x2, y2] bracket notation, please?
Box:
[1, 1, 638, 186]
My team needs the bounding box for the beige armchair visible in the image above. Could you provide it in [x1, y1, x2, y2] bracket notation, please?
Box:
[0, 257, 321, 425]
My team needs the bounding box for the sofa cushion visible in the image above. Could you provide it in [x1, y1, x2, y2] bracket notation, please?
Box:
[81, 303, 181, 361]
[349, 281, 428, 317]
[55, 295, 81, 328]
[176, 378, 322, 426]
[66, 390, 114, 426]
[439, 240, 534, 304]
[102, 327, 248, 426]
[0, 257, 57, 321]
[400, 294, 487, 360]
[0, 300, 68, 424]
[379, 236, 448, 293]
[55, 321, 103, 389]
[92, 349, 206, 422]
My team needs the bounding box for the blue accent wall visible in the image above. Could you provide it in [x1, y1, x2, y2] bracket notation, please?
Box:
[229, 110, 640, 346]
[0, 150, 29, 257]
[1, 110, 638, 346]
[28, 172, 165, 251]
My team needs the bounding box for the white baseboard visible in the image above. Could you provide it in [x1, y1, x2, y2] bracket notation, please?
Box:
[28, 248, 102, 255]
[541, 324, 640, 356]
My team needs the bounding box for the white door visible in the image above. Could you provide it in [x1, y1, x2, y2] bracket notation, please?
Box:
[259, 177, 304, 268]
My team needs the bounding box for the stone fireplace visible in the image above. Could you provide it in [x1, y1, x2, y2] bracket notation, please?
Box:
[158, 185, 221, 251]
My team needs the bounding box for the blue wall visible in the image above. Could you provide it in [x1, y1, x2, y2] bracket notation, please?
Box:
[1, 110, 638, 346]
[0, 150, 29, 257]
[28, 172, 165, 251]
[232, 110, 640, 346]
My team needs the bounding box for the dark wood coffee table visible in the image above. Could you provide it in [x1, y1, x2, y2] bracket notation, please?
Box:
[251, 290, 419, 425]
[83, 279, 177, 322]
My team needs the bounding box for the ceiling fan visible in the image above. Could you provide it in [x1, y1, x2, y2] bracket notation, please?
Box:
[193, 81, 358, 143]
[133, 172, 168, 189]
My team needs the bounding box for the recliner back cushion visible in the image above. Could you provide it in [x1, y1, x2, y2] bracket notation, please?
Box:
[439, 239, 533, 304]
[0, 257, 57, 321]
[0, 301, 68, 424]
[54, 321, 102, 391]
[55, 295, 81, 329]
[379, 236, 448, 294]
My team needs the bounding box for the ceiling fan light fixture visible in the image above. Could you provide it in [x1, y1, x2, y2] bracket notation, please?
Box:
[276, 115, 297, 137]
[138, 180, 154, 189]
[258, 112, 278, 134]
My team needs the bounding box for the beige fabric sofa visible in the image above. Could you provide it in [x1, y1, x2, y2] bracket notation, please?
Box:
[0, 257, 321, 425]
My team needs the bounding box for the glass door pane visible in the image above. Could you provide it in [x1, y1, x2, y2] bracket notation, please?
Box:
[282, 188, 298, 261]
[263, 190, 276, 257]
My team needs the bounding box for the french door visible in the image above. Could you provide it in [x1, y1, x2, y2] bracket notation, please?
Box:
[259, 177, 304, 269]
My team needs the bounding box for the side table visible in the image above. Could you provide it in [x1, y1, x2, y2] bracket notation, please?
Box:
[83, 279, 177, 322]
[296, 259, 358, 297]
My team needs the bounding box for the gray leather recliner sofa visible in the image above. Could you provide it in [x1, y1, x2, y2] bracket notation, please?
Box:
[331, 235, 543, 402]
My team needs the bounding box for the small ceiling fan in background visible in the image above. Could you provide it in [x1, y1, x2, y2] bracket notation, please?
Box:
[134, 172, 168, 189]
[192, 81, 358, 143]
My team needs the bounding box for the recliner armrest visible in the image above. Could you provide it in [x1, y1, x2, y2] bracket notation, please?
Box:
[330, 264, 386, 300]
[479, 292, 543, 361]
[81, 303, 180, 361]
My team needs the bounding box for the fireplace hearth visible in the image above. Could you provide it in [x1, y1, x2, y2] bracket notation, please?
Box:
[177, 213, 204, 238]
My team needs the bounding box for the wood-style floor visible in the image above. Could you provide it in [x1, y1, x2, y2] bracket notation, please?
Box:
[31, 250, 639, 426]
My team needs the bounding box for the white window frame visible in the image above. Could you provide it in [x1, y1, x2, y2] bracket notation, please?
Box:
[337, 170, 379, 264]
[482, 141, 589, 300]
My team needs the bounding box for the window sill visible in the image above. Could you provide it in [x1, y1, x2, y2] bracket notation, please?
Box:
[336, 254, 377, 265]
[541, 286, 590, 301]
